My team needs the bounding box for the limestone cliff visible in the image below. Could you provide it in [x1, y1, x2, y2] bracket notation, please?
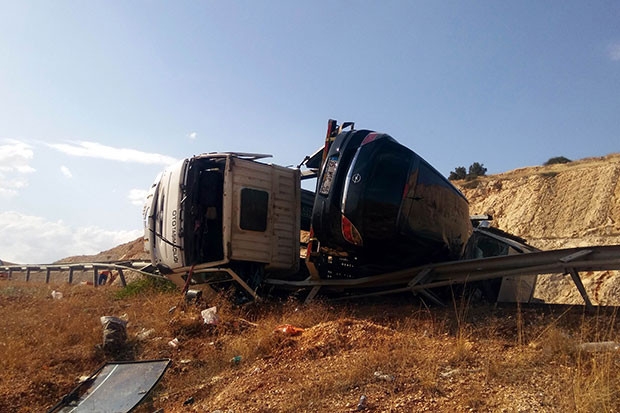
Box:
[456, 153, 620, 304]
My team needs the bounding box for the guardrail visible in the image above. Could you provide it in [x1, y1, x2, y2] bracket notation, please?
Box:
[0, 261, 155, 287]
[9, 245, 619, 307]
[265, 245, 620, 307]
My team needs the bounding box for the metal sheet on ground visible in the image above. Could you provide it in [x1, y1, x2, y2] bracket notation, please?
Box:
[48, 359, 170, 413]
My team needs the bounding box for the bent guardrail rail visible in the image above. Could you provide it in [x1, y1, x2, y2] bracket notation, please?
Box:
[265, 245, 620, 307]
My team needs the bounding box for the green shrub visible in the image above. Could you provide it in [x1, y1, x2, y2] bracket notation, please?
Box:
[544, 156, 571, 166]
[467, 162, 487, 179]
[114, 276, 178, 299]
[449, 163, 487, 181]
[449, 166, 467, 181]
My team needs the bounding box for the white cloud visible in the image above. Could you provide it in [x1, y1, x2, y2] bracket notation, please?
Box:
[47, 141, 178, 165]
[0, 176, 28, 198]
[60, 165, 73, 178]
[188, 132, 197, 140]
[128, 188, 148, 206]
[0, 140, 36, 198]
[0, 211, 142, 263]
[0, 139, 35, 172]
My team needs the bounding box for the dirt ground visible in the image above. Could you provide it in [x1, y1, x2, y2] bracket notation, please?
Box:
[1, 280, 619, 413]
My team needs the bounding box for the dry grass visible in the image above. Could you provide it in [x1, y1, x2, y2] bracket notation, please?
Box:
[1, 280, 620, 412]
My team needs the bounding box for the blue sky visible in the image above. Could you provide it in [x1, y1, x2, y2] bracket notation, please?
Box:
[1, 1, 619, 263]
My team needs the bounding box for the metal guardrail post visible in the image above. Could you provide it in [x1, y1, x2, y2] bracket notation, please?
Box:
[567, 268, 593, 308]
[117, 268, 127, 287]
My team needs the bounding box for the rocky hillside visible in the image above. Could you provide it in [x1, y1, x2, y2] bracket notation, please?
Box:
[456, 153, 620, 304]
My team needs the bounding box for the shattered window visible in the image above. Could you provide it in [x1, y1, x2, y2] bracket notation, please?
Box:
[49, 359, 170, 413]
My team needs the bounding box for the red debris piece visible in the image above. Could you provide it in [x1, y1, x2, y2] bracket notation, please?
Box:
[274, 324, 304, 336]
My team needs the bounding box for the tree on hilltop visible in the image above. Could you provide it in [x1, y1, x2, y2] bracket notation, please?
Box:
[448, 163, 487, 181]
[544, 156, 571, 166]
[467, 162, 487, 180]
[448, 166, 467, 180]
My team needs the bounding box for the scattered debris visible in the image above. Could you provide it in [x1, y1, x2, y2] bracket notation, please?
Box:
[47, 359, 170, 413]
[374, 371, 395, 381]
[77, 375, 90, 383]
[238, 318, 259, 328]
[183, 396, 195, 406]
[201, 306, 220, 325]
[357, 394, 367, 410]
[185, 289, 203, 303]
[578, 341, 620, 353]
[440, 368, 461, 378]
[230, 355, 242, 365]
[51, 290, 63, 300]
[168, 338, 180, 348]
[274, 324, 304, 336]
[136, 328, 156, 341]
[100, 316, 127, 352]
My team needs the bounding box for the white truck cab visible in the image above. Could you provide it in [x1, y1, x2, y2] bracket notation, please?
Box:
[144, 153, 301, 294]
